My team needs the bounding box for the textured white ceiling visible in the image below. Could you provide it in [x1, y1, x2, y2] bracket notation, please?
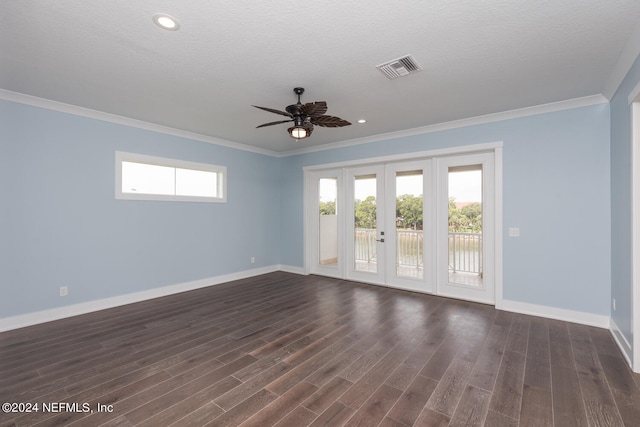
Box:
[2, 1, 640, 153]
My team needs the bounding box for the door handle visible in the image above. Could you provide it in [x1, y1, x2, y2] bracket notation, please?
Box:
[376, 238, 385, 242]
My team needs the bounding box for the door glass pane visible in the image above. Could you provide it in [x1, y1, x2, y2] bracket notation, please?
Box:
[319, 178, 338, 266]
[395, 170, 423, 279]
[448, 165, 483, 287]
[354, 174, 377, 273]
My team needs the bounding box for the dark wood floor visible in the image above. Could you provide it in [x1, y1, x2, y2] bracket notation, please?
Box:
[1, 272, 640, 427]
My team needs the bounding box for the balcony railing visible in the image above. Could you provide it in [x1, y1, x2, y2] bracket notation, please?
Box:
[354, 228, 377, 262]
[448, 232, 482, 275]
[396, 230, 423, 268]
[354, 229, 482, 275]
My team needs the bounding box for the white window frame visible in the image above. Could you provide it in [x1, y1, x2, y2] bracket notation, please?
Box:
[115, 151, 226, 203]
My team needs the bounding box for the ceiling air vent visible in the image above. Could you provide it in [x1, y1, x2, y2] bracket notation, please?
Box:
[376, 54, 422, 79]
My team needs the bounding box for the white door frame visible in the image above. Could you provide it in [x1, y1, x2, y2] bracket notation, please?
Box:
[303, 142, 503, 306]
[305, 169, 345, 279]
[436, 153, 496, 305]
[632, 101, 640, 372]
[384, 159, 435, 293]
[345, 165, 386, 285]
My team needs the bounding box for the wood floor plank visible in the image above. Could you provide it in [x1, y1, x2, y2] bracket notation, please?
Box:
[483, 410, 518, 427]
[489, 349, 526, 420]
[598, 352, 640, 426]
[610, 386, 640, 427]
[549, 320, 574, 367]
[238, 381, 317, 427]
[2, 272, 640, 427]
[453, 305, 497, 364]
[383, 323, 447, 391]
[338, 333, 423, 409]
[379, 416, 409, 427]
[413, 408, 451, 427]
[206, 388, 278, 427]
[309, 402, 355, 427]
[523, 318, 551, 391]
[339, 335, 397, 383]
[504, 314, 529, 355]
[570, 332, 625, 426]
[419, 334, 463, 381]
[425, 358, 473, 417]
[599, 353, 640, 395]
[387, 374, 438, 426]
[467, 323, 509, 392]
[342, 383, 402, 427]
[168, 401, 224, 427]
[590, 327, 625, 359]
[305, 347, 363, 387]
[449, 385, 492, 427]
[135, 377, 235, 427]
[273, 406, 318, 427]
[519, 384, 552, 427]
[551, 363, 589, 427]
[76, 355, 255, 427]
[265, 333, 357, 396]
[214, 361, 293, 410]
[303, 376, 354, 414]
[125, 356, 256, 424]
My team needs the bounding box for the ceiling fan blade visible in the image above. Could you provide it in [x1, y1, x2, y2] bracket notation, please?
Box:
[311, 115, 352, 127]
[252, 105, 292, 117]
[256, 119, 294, 128]
[300, 101, 327, 117]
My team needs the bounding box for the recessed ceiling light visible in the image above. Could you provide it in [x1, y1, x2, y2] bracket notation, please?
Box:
[357, 119, 367, 124]
[153, 13, 180, 31]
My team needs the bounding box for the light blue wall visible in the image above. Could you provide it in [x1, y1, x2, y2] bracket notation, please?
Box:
[0, 97, 614, 320]
[280, 104, 611, 316]
[0, 100, 280, 318]
[610, 54, 640, 343]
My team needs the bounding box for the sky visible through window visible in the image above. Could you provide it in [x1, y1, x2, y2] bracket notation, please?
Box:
[122, 161, 218, 197]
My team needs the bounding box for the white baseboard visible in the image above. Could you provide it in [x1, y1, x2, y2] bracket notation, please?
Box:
[0, 265, 284, 332]
[610, 318, 635, 370]
[277, 264, 306, 275]
[500, 299, 610, 329]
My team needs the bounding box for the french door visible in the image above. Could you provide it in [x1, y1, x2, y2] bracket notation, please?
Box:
[383, 160, 434, 293]
[345, 165, 387, 284]
[437, 153, 495, 304]
[306, 151, 496, 305]
[307, 169, 344, 279]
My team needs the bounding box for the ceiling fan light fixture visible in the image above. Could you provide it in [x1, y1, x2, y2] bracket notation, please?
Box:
[255, 87, 349, 141]
[288, 126, 309, 139]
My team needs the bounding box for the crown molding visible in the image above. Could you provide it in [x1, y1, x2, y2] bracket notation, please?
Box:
[281, 94, 609, 157]
[0, 89, 279, 157]
[1, 89, 608, 159]
[604, 22, 640, 100]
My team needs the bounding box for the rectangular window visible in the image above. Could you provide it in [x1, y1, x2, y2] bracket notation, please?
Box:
[115, 151, 226, 202]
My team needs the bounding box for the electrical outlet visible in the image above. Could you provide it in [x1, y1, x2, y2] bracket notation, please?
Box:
[508, 227, 520, 237]
[60, 286, 68, 297]
[251, 257, 255, 264]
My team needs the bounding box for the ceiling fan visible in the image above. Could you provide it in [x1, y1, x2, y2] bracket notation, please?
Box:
[253, 87, 351, 140]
